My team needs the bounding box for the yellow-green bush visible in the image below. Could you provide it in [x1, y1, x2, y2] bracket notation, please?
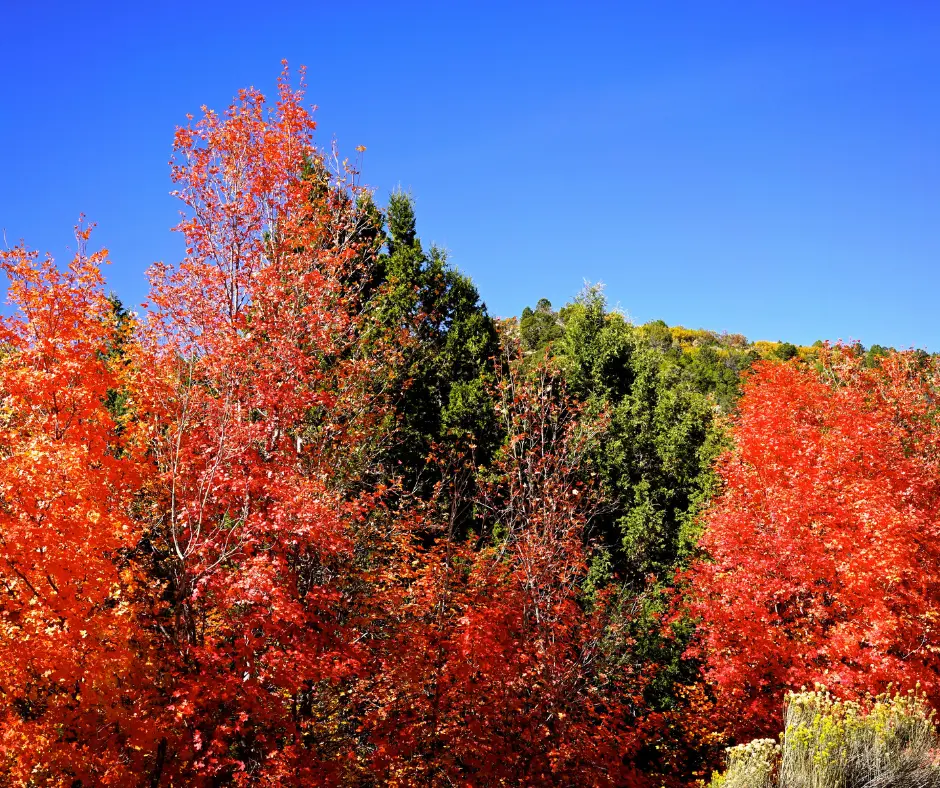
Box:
[708, 687, 940, 788]
[708, 738, 779, 788]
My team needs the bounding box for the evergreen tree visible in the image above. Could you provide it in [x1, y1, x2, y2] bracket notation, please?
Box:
[372, 191, 501, 513]
[520, 287, 724, 583]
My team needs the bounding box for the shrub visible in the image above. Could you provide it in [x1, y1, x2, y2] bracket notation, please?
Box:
[709, 739, 778, 788]
[709, 687, 940, 788]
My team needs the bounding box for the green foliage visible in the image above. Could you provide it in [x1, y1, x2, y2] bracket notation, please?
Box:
[863, 343, 893, 368]
[385, 189, 416, 252]
[521, 286, 733, 583]
[510, 287, 752, 737]
[519, 297, 563, 353]
[581, 545, 613, 606]
[103, 294, 133, 427]
[372, 191, 501, 500]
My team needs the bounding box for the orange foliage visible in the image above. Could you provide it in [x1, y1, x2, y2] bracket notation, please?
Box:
[0, 226, 160, 784]
[688, 349, 940, 739]
[360, 351, 648, 785]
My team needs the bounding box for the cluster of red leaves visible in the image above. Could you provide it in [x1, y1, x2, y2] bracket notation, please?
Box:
[0, 67, 649, 786]
[0, 230, 159, 784]
[124, 66, 411, 785]
[360, 354, 648, 786]
[687, 349, 940, 741]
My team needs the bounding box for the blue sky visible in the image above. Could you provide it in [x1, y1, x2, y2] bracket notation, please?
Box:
[1, 1, 937, 349]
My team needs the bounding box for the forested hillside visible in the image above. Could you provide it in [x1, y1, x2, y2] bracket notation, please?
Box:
[1, 71, 937, 787]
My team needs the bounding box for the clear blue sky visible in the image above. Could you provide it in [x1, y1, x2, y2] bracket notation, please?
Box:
[1, 1, 937, 349]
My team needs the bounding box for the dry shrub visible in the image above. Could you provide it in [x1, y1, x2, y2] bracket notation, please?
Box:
[709, 687, 940, 788]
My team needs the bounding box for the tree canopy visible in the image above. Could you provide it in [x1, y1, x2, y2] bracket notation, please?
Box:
[0, 68, 937, 787]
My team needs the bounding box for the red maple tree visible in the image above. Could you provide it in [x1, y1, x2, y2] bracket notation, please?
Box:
[0, 226, 160, 784]
[687, 349, 940, 738]
[360, 345, 649, 786]
[126, 65, 408, 783]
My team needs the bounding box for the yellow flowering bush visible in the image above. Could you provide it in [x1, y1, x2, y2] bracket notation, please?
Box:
[708, 686, 940, 787]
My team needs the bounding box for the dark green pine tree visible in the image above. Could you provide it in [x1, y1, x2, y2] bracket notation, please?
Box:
[292, 162, 501, 513]
[374, 191, 501, 518]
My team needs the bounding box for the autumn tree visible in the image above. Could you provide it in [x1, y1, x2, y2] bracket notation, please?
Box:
[128, 65, 412, 783]
[687, 349, 940, 740]
[10, 60, 929, 788]
[359, 337, 650, 787]
[0, 227, 161, 785]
